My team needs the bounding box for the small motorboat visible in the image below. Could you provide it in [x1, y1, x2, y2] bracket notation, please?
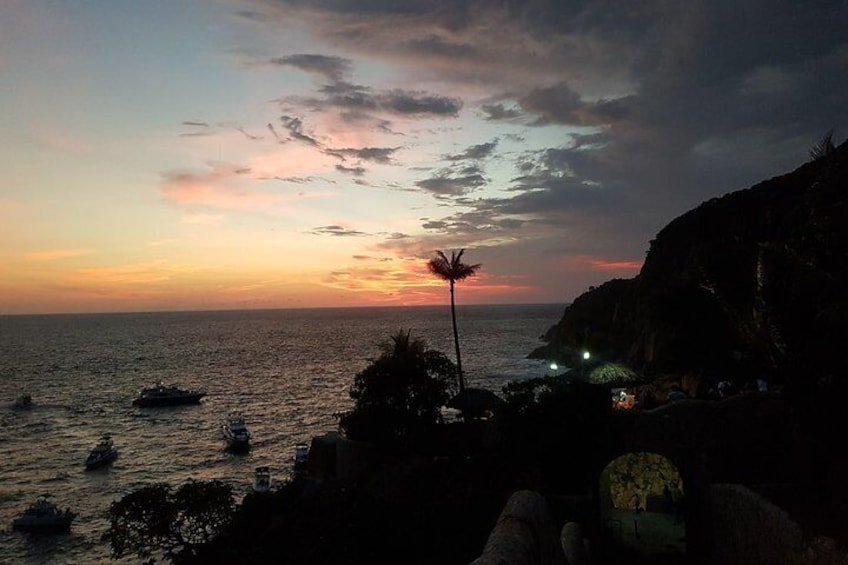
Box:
[85, 435, 118, 470]
[12, 495, 76, 533]
[222, 411, 251, 452]
[13, 393, 33, 409]
[253, 466, 271, 493]
[132, 382, 206, 407]
[293, 443, 309, 474]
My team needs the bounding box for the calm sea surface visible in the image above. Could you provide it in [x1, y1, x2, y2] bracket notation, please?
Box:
[0, 304, 563, 564]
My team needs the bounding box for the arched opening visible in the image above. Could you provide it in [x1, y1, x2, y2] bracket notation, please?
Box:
[598, 452, 686, 562]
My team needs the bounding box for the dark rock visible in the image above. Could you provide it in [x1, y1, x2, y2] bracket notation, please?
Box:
[533, 139, 848, 386]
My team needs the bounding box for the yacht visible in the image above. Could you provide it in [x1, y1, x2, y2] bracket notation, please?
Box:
[222, 411, 251, 451]
[253, 466, 271, 493]
[85, 435, 118, 470]
[132, 383, 206, 407]
[294, 443, 309, 474]
[12, 495, 76, 533]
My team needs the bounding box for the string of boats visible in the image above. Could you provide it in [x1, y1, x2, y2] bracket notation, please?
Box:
[10, 383, 310, 534]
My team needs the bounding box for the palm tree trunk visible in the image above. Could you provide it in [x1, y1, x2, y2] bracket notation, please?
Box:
[449, 280, 466, 392]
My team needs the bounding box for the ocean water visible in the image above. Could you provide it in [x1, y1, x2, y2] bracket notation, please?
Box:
[0, 303, 563, 564]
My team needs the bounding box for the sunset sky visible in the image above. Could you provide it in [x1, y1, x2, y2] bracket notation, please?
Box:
[2, 0, 846, 314]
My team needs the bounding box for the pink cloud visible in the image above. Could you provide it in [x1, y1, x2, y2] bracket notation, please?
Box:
[160, 165, 300, 213]
[22, 249, 95, 262]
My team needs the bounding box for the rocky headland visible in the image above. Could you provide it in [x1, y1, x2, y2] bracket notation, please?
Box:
[532, 138, 848, 390]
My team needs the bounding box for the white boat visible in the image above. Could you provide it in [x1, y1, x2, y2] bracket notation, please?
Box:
[12, 495, 76, 533]
[293, 443, 309, 474]
[85, 435, 118, 470]
[222, 411, 251, 451]
[132, 383, 206, 407]
[253, 466, 271, 492]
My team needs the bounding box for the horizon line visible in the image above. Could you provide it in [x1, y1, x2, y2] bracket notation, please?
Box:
[0, 301, 569, 319]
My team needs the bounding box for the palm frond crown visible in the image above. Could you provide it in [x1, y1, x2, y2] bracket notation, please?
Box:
[809, 129, 835, 162]
[426, 249, 482, 283]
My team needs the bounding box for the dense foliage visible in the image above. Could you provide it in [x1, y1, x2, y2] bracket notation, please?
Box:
[105, 480, 235, 564]
[339, 330, 458, 444]
[499, 376, 618, 492]
[190, 457, 513, 565]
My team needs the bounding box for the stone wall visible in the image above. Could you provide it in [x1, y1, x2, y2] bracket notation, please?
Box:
[709, 483, 848, 565]
[470, 490, 565, 565]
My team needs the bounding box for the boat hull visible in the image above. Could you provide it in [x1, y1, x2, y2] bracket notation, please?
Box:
[223, 429, 251, 452]
[132, 393, 206, 407]
[85, 450, 118, 471]
[225, 439, 250, 452]
[254, 467, 271, 492]
[12, 517, 74, 533]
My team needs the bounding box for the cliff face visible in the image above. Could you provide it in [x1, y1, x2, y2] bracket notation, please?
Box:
[534, 140, 848, 383]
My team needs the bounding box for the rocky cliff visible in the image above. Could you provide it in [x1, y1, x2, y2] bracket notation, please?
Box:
[533, 138, 848, 386]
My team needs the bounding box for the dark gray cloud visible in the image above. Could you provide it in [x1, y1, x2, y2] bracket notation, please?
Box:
[331, 146, 398, 164]
[268, 53, 352, 81]
[421, 208, 528, 235]
[445, 140, 498, 161]
[381, 232, 409, 240]
[335, 164, 366, 176]
[517, 83, 635, 126]
[271, 175, 330, 184]
[415, 172, 486, 197]
[277, 115, 321, 146]
[266, 122, 282, 141]
[380, 89, 461, 116]
[480, 104, 524, 122]
[309, 225, 367, 237]
[308, 226, 408, 240]
[400, 35, 477, 59]
[236, 126, 263, 140]
[295, 81, 462, 118]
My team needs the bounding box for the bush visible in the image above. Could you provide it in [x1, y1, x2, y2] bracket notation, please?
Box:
[339, 330, 458, 445]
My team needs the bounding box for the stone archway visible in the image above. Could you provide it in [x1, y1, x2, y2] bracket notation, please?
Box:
[598, 452, 686, 561]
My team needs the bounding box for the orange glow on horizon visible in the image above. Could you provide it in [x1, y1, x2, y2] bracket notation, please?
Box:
[588, 258, 643, 271]
[0, 253, 540, 315]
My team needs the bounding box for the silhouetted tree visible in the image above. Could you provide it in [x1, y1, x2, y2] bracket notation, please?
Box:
[105, 480, 235, 564]
[427, 249, 481, 392]
[809, 129, 835, 161]
[339, 330, 457, 444]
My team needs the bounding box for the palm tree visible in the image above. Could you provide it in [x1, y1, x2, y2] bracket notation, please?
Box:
[427, 249, 481, 392]
[379, 329, 425, 358]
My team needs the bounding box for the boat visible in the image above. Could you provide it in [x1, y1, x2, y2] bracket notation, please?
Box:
[293, 443, 309, 474]
[13, 393, 33, 409]
[253, 466, 271, 493]
[85, 435, 118, 470]
[12, 495, 76, 533]
[222, 411, 251, 451]
[132, 383, 206, 407]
